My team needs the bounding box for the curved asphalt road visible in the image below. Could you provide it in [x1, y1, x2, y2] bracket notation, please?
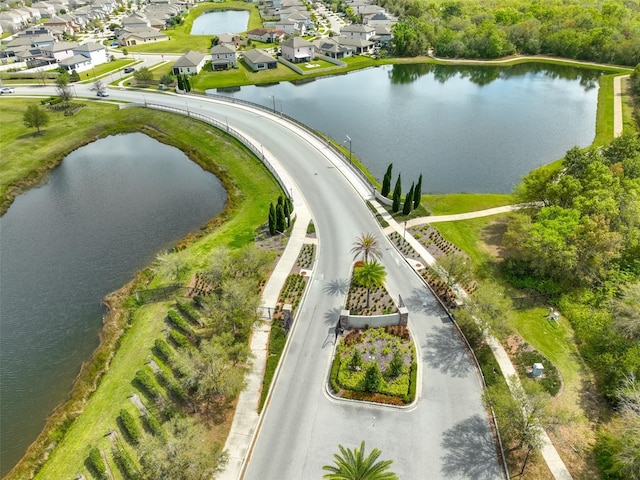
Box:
[11, 85, 503, 479]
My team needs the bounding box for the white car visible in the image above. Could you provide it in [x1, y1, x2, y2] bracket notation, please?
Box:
[0, 87, 15, 94]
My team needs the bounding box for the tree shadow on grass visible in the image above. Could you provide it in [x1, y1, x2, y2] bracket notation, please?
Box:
[422, 326, 474, 378]
[441, 414, 503, 480]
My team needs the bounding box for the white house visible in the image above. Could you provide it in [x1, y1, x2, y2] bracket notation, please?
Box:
[41, 41, 78, 62]
[59, 53, 92, 72]
[211, 43, 237, 70]
[281, 36, 314, 63]
[74, 42, 108, 65]
[172, 50, 206, 75]
[340, 23, 376, 41]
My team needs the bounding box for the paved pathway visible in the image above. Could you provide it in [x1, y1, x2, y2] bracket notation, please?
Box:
[613, 75, 630, 138]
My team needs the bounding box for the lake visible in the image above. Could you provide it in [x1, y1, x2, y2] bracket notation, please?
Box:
[191, 10, 250, 35]
[0, 133, 226, 475]
[211, 63, 602, 193]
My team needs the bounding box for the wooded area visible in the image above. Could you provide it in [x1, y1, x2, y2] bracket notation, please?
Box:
[383, 0, 640, 65]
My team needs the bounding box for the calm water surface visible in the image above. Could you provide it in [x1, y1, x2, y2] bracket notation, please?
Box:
[0, 133, 226, 474]
[191, 10, 249, 35]
[213, 63, 601, 193]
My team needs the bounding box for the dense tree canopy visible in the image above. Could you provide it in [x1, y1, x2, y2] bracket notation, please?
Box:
[383, 0, 640, 64]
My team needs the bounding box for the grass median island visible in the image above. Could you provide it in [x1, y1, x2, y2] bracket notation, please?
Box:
[1, 98, 283, 479]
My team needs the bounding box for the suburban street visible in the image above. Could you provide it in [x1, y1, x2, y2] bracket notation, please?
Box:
[10, 85, 503, 479]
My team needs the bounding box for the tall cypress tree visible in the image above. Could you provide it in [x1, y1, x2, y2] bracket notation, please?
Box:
[183, 74, 191, 92]
[285, 196, 293, 214]
[392, 173, 402, 213]
[381, 163, 393, 197]
[413, 173, 422, 209]
[276, 203, 285, 232]
[177, 74, 184, 91]
[403, 182, 414, 214]
[268, 202, 276, 235]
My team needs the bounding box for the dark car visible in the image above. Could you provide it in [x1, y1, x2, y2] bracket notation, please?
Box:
[124, 67, 135, 74]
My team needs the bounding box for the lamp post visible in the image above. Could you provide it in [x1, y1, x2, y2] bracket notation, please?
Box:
[269, 94, 276, 112]
[345, 134, 352, 164]
[403, 221, 407, 240]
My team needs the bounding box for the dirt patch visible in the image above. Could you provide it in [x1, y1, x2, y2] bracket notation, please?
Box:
[479, 217, 514, 260]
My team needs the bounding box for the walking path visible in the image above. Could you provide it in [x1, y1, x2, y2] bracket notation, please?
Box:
[613, 75, 629, 138]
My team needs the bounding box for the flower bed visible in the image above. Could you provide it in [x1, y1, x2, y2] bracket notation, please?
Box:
[330, 326, 417, 405]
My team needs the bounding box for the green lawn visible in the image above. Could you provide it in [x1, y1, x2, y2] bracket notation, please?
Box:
[425, 193, 515, 216]
[1, 99, 282, 479]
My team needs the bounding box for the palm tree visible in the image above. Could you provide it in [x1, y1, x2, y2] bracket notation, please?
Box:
[351, 233, 383, 263]
[353, 260, 386, 308]
[323, 441, 399, 480]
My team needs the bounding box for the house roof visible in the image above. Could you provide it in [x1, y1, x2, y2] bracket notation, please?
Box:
[313, 37, 351, 53]
[281, 36, 311, 48]
[119, 27, 167, 39]
[335, 35, 372, 47]
[341, 23, 375, 33]
[243, 48, 276, 64]
[211, 43, 236, 54]
[247, 28, 273, 36]
[173, 50, 204, 67]
[41, 41, 78, 52]
[75, 41, 104, 52]
[59, 53, 91, 65]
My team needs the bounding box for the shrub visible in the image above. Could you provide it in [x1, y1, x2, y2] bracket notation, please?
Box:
[348, 349, 362, 371]
[118, 409, 141, 445]
[87, 447, 107, 479]
[142, 412, 165, 441]
[365, 363, 382, 392]
[156, 369, 186, 402]
[134, 368, 158, 399]
[388, 350, 404, 378]
[330, 352, 342, 393]
[176, 301, 201, 326]
[169, 329, 191, 348]
[153, 338, 173, 362]
[112, 438, 141, 479]
[166, 309, 191, 334]
[403, 361, 418, 404]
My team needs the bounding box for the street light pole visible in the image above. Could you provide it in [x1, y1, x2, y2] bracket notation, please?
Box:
[269, 94, 276, 112]
[403, 221, 407, 240]
[345, 134, 352, 164]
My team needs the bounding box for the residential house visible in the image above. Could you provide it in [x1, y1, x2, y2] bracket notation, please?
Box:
[117, 27, 168, 46]
[243, 48, 277, 71]
[335, 34, 373, 54]
[340, 23, 375, 41]
[32, 3, 57, 18]
[172, 50, 206, 75]
[211, 43, 237, 70]
[287, 11, 313, 31]
[217, 33, 244, 48]
[363, 10, 396, 27]
[43, 15, 74, 35]
[280, 36, 313, 63]
[59, 53, 92, 72]
[313, 37, 353, 59]
[41, 41, 78, 62]
[0, 11, 26, 33]
[246, 27, 283, 43]
[274, 19, 304, 36]
[372, 25, 392, 46]
[74, 41, 108, 65]
[122, 12, 150, 29]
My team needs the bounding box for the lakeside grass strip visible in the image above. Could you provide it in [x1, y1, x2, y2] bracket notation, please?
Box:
[2, 101, 282, 479]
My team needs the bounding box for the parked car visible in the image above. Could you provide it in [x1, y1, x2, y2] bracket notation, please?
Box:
[110, 41, 119, 47]
[123, 67, 135, 73]
[96, 90, 109, 97]
[0, 87, 15, 93]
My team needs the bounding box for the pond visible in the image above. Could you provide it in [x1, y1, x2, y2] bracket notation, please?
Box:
[191, 10, 250, 35]
[0, 133, 226, 475]
[211, 63, 602, 193]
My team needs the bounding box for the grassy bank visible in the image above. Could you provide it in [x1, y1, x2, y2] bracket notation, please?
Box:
[1, 99, 282, 479]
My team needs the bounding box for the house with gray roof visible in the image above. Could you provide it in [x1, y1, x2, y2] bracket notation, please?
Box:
[117, 27, 168, 46]
[74, 41, 108, 65]
[281, 36, 314, 63]
[243, 48, 277, 71]
[41, 40, 77, 62]
[340, 23, 375, 41]
[211, 43, 237, 70]
[313, 37, 353, 59]
[59, 53, 92, 72]
[172, 50, 206, 75]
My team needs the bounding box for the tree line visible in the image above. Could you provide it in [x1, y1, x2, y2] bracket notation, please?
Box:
[381, 163, 423, 214]
[385, 0, 640, 65]
[503, 132, 640, 479]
